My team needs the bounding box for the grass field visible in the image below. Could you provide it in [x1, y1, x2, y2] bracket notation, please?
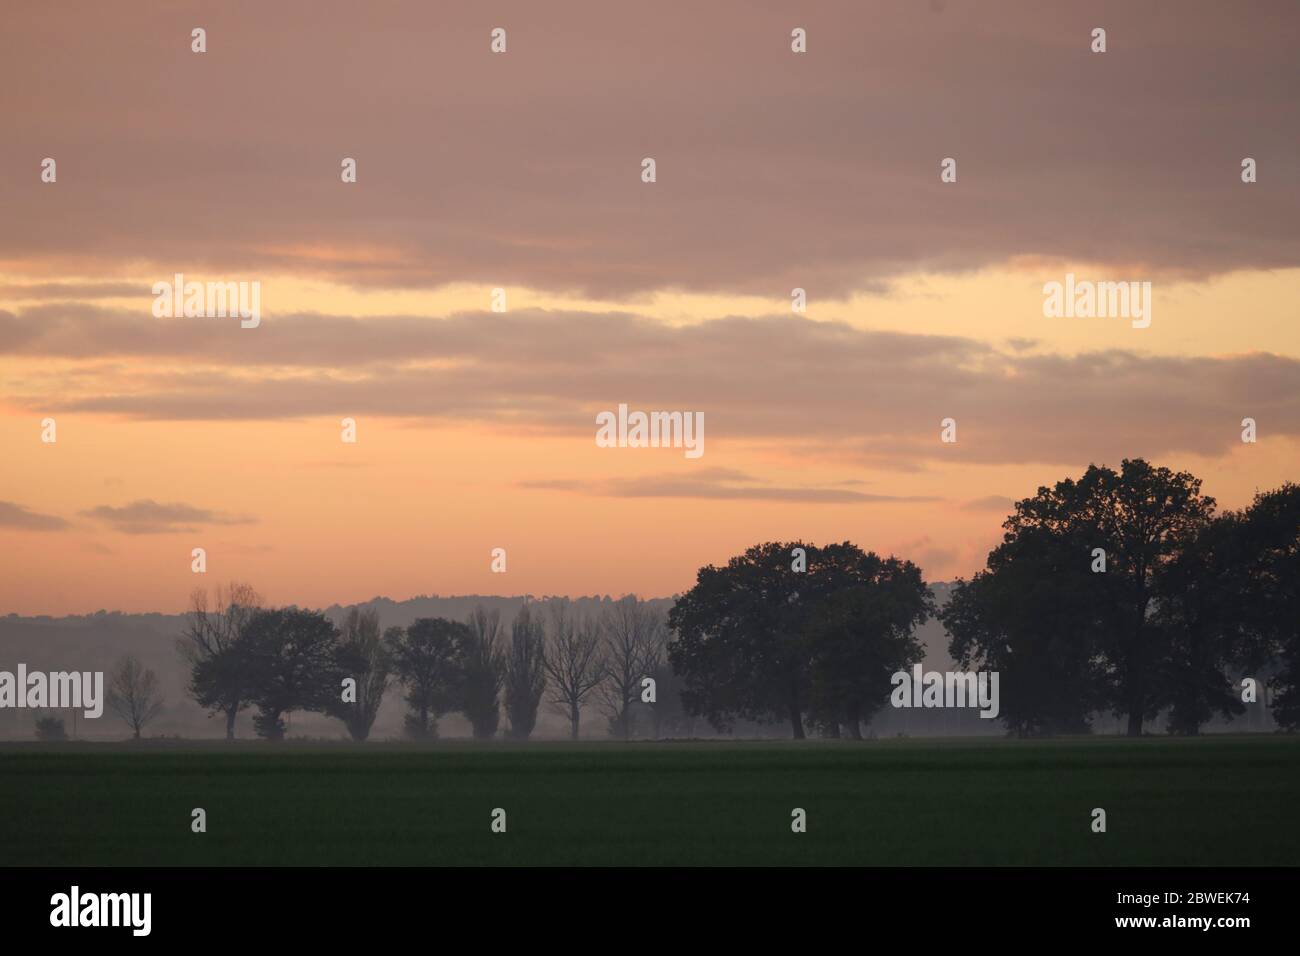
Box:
[2, 736, 1297, 866]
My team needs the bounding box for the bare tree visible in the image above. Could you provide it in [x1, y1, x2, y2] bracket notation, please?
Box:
[597, 595, 664, 740]
[640, 620, 671, 739]
[107, 655, 165, 739]
[543, 599, 605, 739]
[333, 607, 391, 741]
[461, 606, 507, 739]
[178, 582, 261, 739]
[504, 603, 547, 739]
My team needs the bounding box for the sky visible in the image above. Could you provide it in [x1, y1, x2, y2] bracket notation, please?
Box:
[2, 0, 1297, 614]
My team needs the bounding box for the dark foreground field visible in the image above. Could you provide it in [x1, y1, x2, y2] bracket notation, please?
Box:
[2, 736, 1297, 866]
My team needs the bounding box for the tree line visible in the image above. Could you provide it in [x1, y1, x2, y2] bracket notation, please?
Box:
[177, 588, 673, 741]
[670, 461, 1299, 738]
[67, 458, 1298, 742]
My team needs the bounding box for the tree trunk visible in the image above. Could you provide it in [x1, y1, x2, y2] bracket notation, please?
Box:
[846, 702, 862, 740]
[570, 702, 580, 740]
[262, 709, 285, 740]
[827, 722, 841, 739]
[1127, 574, 1148, 738]
[1126, 649, 1144, 736]
[789, 703, 805, 740]
[224, 706, 237, 740]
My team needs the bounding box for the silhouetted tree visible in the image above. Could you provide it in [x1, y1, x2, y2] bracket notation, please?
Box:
[598, 595, 663, 739]
[330, 608, 391, 741]
[1235, 484, 1300, 728]
[944, 530, 1108, 737]
[107, 655, 165, 739]
[386, 617, 466, 739]
[243, 608, 343, 740]
[504, 604, 547, 739]
[1087, 460, 1217, 734]
[179, 582, 261, 739]
[645, 654, 692, 738]
[943, 460, 1216, 736]
[805, 545, 933, 739]
[34, 715, 66, 741]
[637, 613, 674, 739]
[1154, 512, 1249, 734]
[669, 541, 818, 738]
[543, 599, 605, 739]
[459, 606, 506, 739]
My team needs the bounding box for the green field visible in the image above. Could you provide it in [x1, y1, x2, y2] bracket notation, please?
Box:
[2, 736, 1297, 866]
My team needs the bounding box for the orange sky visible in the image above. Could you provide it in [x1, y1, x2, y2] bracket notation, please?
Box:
[2, 1, 1297, 614]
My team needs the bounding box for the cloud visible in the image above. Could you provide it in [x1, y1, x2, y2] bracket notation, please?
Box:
[522, 469, 939, 503]
[0, 501, 70, 531]
[1, 2, 1297, 296]
[10, 306, 1298, 470]
[79, 499, 256, 535]
[0, 282, 145, 302]
[961, 495, 1016, 512]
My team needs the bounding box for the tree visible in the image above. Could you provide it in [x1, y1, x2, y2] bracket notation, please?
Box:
[35, 715, 67, 741]
[645, 653, 692, 739]
[107, 655, 165, 739]
[243, 608, 344, 740]
[459, 606, 507, 739]
[1234, 484, 1300, 728]
[631, 606, 670, 738]
[1153, 512, 1249, 734]
[504, 604, 547, 740]
[805, 545, 932, 739]
[943, 526, 1109, 737]
[598, 595, 664, 739]
[1085, 460, 1216, 735]
[543, 599, 605, 739]
[386, 617, 466, 739]
[179, 582, 261, 739]
[941, 460, 1217, 736]
[330, 607, 391, 742]
[669, 541, 819, 738]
